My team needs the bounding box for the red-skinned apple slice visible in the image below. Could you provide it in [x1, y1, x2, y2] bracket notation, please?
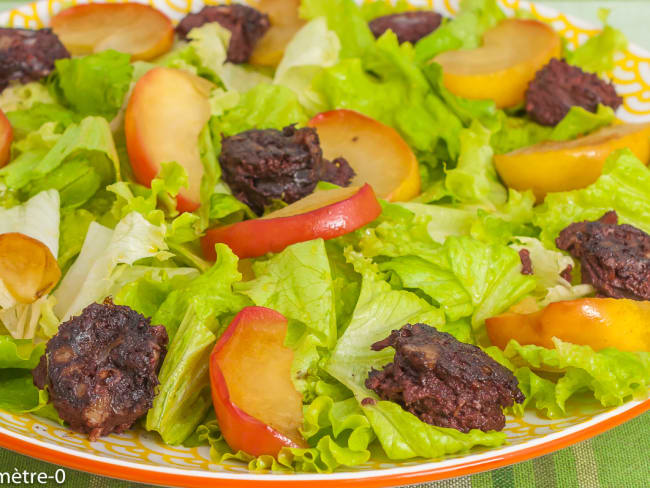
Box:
[201, 184, 382, 260]
[125, 67, 214, 212]
[50, 3, 174, 61]
[209, 306, 307, 457]
[0, 109, 12, 168]
[308, 110, 420, 202]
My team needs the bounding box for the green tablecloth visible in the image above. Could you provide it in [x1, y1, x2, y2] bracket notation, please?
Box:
[0, 1, 649, 486]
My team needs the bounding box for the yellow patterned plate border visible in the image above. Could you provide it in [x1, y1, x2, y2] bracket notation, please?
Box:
[0, 1, 649, 486]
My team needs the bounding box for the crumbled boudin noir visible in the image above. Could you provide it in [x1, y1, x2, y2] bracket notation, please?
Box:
[556, 211, 650, 300]
[518, 249, 533, 275]
[32, 299, 168, 441]
[175, 4, 270, 64]
[368, 11, 443, 44]
[219, 125, 355, 215]
[525, 58, 622, 126]
[0, 28, 70, 91]
[366, 324, 525, 433]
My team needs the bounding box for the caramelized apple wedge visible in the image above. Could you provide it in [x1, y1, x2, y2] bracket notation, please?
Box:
[201, 184, 382, 260]
[486, 298, 650, 352]
[308, 110, 420, 201]
[0, 109, 13, 168]
[125, 67, 214, 212]
[433, 19, 561, 108]
[51, 3, 174, 61]
[210, 306, 306, 456]
[249, 0, 306, 66]
[0, 233, 60, 304]
[494, 122, 650, 202]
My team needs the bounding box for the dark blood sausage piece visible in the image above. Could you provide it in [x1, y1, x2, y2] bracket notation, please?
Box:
[32, 299, 168, 441]
[365, 324, 525, 433]
[175, 4, 270, 63]
[219, 125, 355, 215]
[556, 211, 650, 300]
[525, 58, 623, 126]
[0, 27, 70, 91]
[368, 11, 443, 44]
[518, 249, 533, 275]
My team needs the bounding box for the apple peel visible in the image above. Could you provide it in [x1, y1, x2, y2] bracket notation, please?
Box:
[201, 184, 382, 260]
[210, 306, 306, 457]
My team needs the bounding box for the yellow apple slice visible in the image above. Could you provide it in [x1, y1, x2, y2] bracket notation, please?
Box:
[433, 19, 562, 108]
[51, 3, 174, 61]
[249, 0, 306, 67]
[125, 67, 214, 212]
[0, 233, 61, 304]
[308, 109, 420, 202]
[494, 122, 650, 201]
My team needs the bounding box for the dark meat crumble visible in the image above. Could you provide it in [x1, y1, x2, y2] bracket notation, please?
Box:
[368, 11, 443, 44]
[518, 249, 533, 275]
[366, 324, 524, 433]
[175, 4, 270, 64]
[525, 58, 622, 126]
[0, 28, 70, 91]
[556, 211, 650, 300]
[219, 125, 355, 215]
[32, 299, 168, 441]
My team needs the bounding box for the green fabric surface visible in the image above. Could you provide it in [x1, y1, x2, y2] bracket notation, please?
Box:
[0, 0, 648, 487]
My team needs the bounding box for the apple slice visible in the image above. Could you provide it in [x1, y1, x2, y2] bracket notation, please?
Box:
[0, 233, 61, 304]
[486, 298, 650, 352]
[202, 184, 381, 260]
[210, 306, 306, 456]
[125, 67, 214, 212]
[433, 19, 561, 108]
[50, 3, 174, 61]
[249, 0, 306, 67]
[0, 109, 13, 168]
[308, 110, 420, 202]
[494, 122, 650, 202]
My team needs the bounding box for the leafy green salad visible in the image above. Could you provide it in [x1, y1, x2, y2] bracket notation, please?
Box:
[0, 0, 648, 473]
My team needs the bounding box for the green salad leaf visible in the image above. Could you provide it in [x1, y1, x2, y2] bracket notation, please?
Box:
[565, 9, 627, 74]
[146, 244, 250, 445]
[415, 0, 506, 63]
[535, 149, 650, 247]
[0, 335, 45, 369]
[51, 50, 134, 120]
[236, 239, 337, 397]
[505, 338, 650, 410]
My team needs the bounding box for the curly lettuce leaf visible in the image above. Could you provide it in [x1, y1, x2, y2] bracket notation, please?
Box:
[0, 116, 120, 202]
[53, 212, 169, 321]
[0, 335, 45, 369]
[212, 84, 308, 137]
[505, 338, 650, 410]
[146, 244, 250, 445]
[7, 103, 82, 139]
[565, 9, 627, 74]
[414, 0, 505, 63]
[198, 395, 374, 472]
[273, 17, 341, 114]
[51, 50, 134, 120]
[535, 149, 650, 247]
[445, 121, 506, 205]
[0, 81, 55, 113]
[300, 0, 375, 60]
[0, 369, 62, 423]
[379, 256, 473, 322]
[443, 236, 536, 331]
[236, 239, 337, 397]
